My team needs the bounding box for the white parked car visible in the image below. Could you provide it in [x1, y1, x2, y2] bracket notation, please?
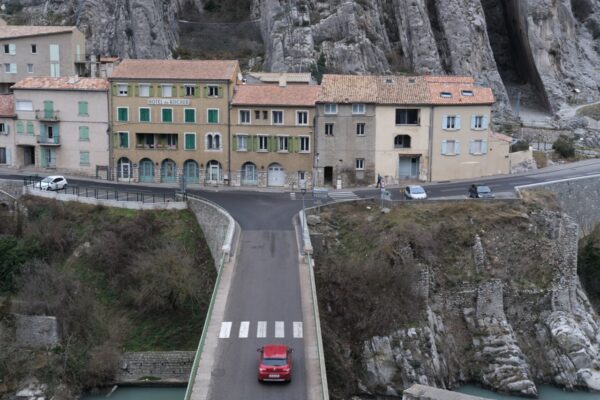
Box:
[36, 175, 68, 191]
[404, 185, 427, 200]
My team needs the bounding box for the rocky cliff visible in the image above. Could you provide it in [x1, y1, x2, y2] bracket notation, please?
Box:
[3, 0, 600, 120]
[311, 200, 600, 399]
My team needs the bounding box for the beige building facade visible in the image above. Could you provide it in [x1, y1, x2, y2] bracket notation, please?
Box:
[0, 26, 86, 93]
[109, 59, 240, 184]
[230, 84, 319, 188]
[0, 94, 16, 167]
[11, 77, 109, 176]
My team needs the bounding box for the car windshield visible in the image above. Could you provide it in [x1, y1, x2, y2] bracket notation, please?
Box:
[41, 177, 53, 183]
[478, 186, 491, 193]
[411, 187, 425, 194]
[262, 358, 287, 366]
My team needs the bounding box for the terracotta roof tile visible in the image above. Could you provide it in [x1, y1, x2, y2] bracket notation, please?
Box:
[0, 95, 15, 117]
[423, 76, 475, 83]
[427, 82, 494, 105]
[317, 75, 379, 103]
[0, 25, 77, 40]
[247, 72, 312, 83]
[11, 77, 109, 91]
[232, 84, 320, 106]
[111, 59, 239, 81]
[375, 76, 430, 104]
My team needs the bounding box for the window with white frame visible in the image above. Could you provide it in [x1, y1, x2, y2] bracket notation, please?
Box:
[0, 123, 7, 134]
[272, 110, 283, 125]
[278, 136, 289, 152]
[4, 63, 16, 73]
[162, 84, 173, 98]
[352, 103, 366, 114]
[185, 85, 196, 96]
[258, 135, 268, 151]
[118, 132, 129, 148]
[27, 64, 33, 73]
[237, 135, 248, 151]
[471, 115, 489, 130]
[139, 84, 150, 97]
[117, 84, 128, 96]
[443, 115, 460, 130]
[324, 123, 334, 136]
[300, 136, 310, 152]
[239, 110, 250, 124]
[324, 103, 337, 114]
[296, 110, 308, 125]
[206, 133, 221, 150]
[441, 139, 460, 155]
[16, 100, 33, 111]
[356, 158, 365, 170]
[469, 139, 487, 155]
[208, 85, 220, 97]
[184, 132, 196, 150]
[4, 44, 16, 55]
[356, 123, 365, 136]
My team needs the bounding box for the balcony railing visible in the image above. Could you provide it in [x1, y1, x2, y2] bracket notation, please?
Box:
[37, 134, 61, 146]
[135, 143, 178, 150]
[35, 109, 60, 121]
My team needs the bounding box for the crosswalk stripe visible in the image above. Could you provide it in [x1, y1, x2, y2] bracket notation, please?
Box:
[257, 321, 267, 338]
[293, 322, 303, 338]
[275, 321, 285, 338]
[219, 322, 232, 338]
[328, 191, 360, 201]
[239, 321, 249, 338]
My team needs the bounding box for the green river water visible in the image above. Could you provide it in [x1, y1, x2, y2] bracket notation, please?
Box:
[82, 385, 599, 399]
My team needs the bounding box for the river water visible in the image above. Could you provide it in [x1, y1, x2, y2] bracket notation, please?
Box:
[457, 384, 600, 399]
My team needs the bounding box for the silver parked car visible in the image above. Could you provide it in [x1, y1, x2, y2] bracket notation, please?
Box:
[404, 185, 427, 200]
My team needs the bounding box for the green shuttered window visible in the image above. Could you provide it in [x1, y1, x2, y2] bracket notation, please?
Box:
[162, 108, 173, 123]
[117, 108, 128, 122]
[208, 109, 219, 124]
[139, 108, 150, 122]
[78, 101, 88, 116]
[79, 126, 89, 141]
[184, 108, 196, 123]
[184, 133, 196, 150]
[79, 151, 90, 166]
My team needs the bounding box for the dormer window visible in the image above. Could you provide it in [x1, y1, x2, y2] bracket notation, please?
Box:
[385, 78, 393, 84]
[440, 92, 452, 98]
[461, 90, 474, 96]
[324, 103, 337, 114]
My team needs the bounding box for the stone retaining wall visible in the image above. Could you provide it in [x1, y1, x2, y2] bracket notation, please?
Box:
[403, 384, 492, 400]
[117, 351, 194, 384]
[0, 181, 22, 208]
[14, 314, 59, 348]
[187, 195, 233, 267]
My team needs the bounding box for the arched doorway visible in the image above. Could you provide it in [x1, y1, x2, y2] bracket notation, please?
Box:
[117, 157, 131, 180]
[183, 160, 199, 184]
[267, 163, 285, 187]
[160, 159, 177, 183]
[206, 160, 222, 183]
[241, 162, 258, 186]
[139, 158, 155, 183]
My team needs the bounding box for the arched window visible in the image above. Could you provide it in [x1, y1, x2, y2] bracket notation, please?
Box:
[394, 135, 411, 149]
[183, 160, 199, 184]
[205, 133, 221, 150]
[160, 159, 177, 183]
[206, 160, 222, 182]
[139, 158, 155, 183]
[117, 157, 131, 179]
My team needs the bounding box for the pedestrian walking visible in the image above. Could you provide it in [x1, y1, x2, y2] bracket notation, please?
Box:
[376, 174, 382, 188]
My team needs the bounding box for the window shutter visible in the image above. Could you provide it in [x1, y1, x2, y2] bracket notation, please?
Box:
[268, 136, 275, 152]
[194, 86, 200, 97]
[483, 116, 489, 129]
[232, 135, 238, 151]
[469, 140, 475, 154]
[219, 86, 224, 97]
[470, 116, 476, 130]
[5, 124, 9, 134]
[180, 85, 185, 96]
[111, 84, 118, 96]
[293, 137, 299, 153]
[157, 85, 162, 97]
[441, 140, 447, 155]
[127, 84, 132, 97]
[123, 133, 128, 148]
[455, 115, 461, 130]
[134, 85, 139, 97]
[482, 140, 488, 154]
[149, 85, 154, 97]
[204, 86, 209, 97]
[6, 148, 11, 165]
[9, 44, 16, 54]
[455, 140, 461, 155]
[16, 121, 23, 134]
[442, 115, 448, 129]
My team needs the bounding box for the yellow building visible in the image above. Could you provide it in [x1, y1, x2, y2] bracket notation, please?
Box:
[230, 84, 319, 188]
[109, 59, 240, 184]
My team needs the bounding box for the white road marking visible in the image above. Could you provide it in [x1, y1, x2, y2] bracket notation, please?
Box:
[275, 321, 285, 338]
[257, 321, 267, 338]
[219, 322, 232, 339]
[293, 322, 303, 338]
[239, 321, 249, 338]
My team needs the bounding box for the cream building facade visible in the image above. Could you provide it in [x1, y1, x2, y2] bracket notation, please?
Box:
[230, 84, 319, 188]
[0, 94, 16, 167]
[11, 77, 109, 176]
[0, 26, 86, 93]
[109, 59, 240, 184]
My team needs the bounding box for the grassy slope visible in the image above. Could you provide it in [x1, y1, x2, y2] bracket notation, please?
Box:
[0, 196, 216, 393]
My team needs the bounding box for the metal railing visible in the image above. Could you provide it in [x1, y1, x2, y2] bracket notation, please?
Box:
[24, 176, 179, 203]
[35, 109, 60, 121]
[36, 134, 60, 145]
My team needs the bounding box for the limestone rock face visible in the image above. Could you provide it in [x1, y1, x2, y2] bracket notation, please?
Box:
[359, 211, 600, 396]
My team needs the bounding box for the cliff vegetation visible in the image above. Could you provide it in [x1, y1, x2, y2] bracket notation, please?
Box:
[0, 197, 215, 398]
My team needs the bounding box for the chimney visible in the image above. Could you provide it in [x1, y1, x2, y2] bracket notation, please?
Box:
[278, 74, 287, 87]
[90, 54, 98, 78]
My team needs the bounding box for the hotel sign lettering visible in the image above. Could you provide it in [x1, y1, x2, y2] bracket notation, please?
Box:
[148, 98, 191, 106]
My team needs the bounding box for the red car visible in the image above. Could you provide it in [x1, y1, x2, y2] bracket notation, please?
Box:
[257, 344, 293, 382]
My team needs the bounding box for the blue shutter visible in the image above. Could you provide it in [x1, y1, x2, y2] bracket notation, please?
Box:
[469, 140, 476, 154]
[6, 148, 11, 165]
[441, 140, 447, 155]
[483, 116, 489, 129]
[455, 115, 461, 130]
[482, 140, 488, 154]
[470, 116, 476, 130]
[455, 140, 461, 155]
[442, 115, 448, 130]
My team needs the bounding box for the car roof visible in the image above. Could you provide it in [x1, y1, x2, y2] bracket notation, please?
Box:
[408, 185, 424, 190]
[263, 344, 288, 358]
[46, 175, 65, 179]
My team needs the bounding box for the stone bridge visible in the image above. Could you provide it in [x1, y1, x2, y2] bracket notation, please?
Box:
[0, 181, 22, 210]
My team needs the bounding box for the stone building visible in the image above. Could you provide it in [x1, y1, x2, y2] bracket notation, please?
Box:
[0, 25, 86, 93]
[0, 94, 16, 167]
[11, 77, 110, 176]
[230, 83, 319, 188]
[109, 59, 240, 184]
